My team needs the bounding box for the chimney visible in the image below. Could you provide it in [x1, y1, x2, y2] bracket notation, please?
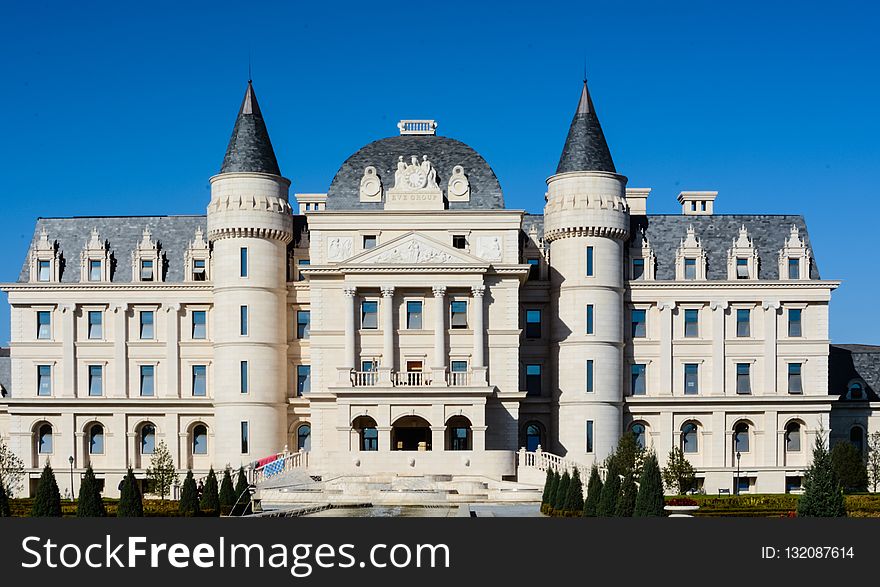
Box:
[626, 188, 651, 215]
[678, 191, 717, 215]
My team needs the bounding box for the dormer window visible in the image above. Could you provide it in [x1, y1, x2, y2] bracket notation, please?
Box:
[30, 227, 62, 283]
[736, 258, 749, 279]
[788, 258, 800, 280]
[89, 260, 103, 281]
[80, 227, 111, 282]
[684, 258, 697, 280]
[192, 259, 206, 281]
[131, 228, 163, 283]
[675, 226, 707, 280]
[847, 381, 865, 400]
[779, 225, 811, 280]
[140, 259, 154, 281]
[629, 230, 656, 281]
[632, 258, 645, 280]
[727, 225, 759, 280]
[185, 227, 211, 283]
[38, 260, 51, 281]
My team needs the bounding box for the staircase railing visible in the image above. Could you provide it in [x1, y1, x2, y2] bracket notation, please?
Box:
[516, 446, 593, 482]
[253, 448, 309, 485]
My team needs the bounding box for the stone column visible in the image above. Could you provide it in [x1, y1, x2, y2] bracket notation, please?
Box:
[431, 286, 447, 386]
[165, 303, 180, 398]
[709, 301, 727, 395]
[377, 426, 392, 452]
[60, 303, 76, 398]
[112, 303, 128, 398]
[379, 286, 395, 385]
[431, 426, 446, 451]
[471, 285, 486, 385]
[339, 287, 357, 384]
[658, 301, 674, 395]
[762, 299, 780, 395]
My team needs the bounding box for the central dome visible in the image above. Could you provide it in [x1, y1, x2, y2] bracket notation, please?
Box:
[326, 134, 504, 210]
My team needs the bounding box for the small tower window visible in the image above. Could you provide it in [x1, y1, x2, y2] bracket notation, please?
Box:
[631, 309, 647, 338]
[586, 246, 594, 276]
[240, 247, 248, 278]
[192, 259, 206, 281]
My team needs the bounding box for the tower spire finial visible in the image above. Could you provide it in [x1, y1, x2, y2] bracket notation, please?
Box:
[555, 76, 616, 174]
[248, 50, 252, 83]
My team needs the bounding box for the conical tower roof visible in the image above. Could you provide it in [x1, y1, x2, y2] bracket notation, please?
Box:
[556, 80, 616, 174]
[219, 81, 281, 175]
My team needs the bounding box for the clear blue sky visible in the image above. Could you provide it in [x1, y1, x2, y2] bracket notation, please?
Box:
[1, 0, 878, 344]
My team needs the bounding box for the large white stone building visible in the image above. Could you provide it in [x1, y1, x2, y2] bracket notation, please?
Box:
[1, 80, 878, 498]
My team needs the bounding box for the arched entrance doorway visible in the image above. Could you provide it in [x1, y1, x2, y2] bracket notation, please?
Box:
[446, 416, 472, 451]
[523, 422, 543, 452]
[392, 416, 431, 451]
[353, 416, 378, 451]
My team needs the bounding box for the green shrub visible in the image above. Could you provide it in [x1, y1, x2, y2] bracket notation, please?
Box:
[799, 432, 846, 517]
[31, 462, 62, 517]
[582, 465, 602, 517]
[831, 441, 869, 493]
[552, 471, 570, 516]
[634, 451, 665, 517]
[563, 468, 584, 516]
[596, 458, 620, 517]
[219, 467, 236, 510]
[76, 465, 106, 517]
[0, 479, 10, 517]
[200, 467, 220, 516]
[118, 468, 144, 517]
[179, 470, 200, 517]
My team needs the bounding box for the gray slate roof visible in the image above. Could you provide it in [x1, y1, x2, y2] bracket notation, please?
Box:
[0, 349, 10, 398]
[326, 135, 504, 210]
[18, 216, 207, 283]
[219, 82, 281, 176]
[830, 344, 880, 401]
[631, 214, 821, 280]
[556, 81, 616, 174]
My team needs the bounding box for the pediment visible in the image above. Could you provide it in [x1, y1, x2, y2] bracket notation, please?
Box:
[341, 232, 488, 266]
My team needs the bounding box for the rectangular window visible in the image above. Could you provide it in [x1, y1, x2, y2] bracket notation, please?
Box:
[139, 365, 154, 397]
[241, 422, 249, 454]
[89, 365, 103, 396]
[684, 309, 699, 338]
[736, 309, 750, 337]
[192, 310, 207, 339]
[240, 305, 249, 336]
[297, 259, 310, 281]
[139, 311, 154, 340]
[525, 364, 541, 396]
[788, 308, 802, 337]
[363, 235, 377, 249]
[88, 311, 103, 339]
[631, 364, 646, 396]
[632, 258, 645, 280]
[89, 259, 102, 281]
[38, 259, 51, 281]
[192, 258, 206, 281]
[788, 258, 800, 280]
[297, 310, 310, 339]
[788, 363, 803, 394]
[240, 361, 248, 394]
[684, 363, 699, 395]
[586, 246, 594, 276]
[525, 309, 541, 339]
[586, 360, 594, 393]
[361, 300, 378, 329]
[361, 360, 375, 372]
[631, 309, 646, 338]
[736, 363, 751, 394]
[37, 365, 52, 396]
[586, 420, 594, 453]
[37, 311, 51, 339]
[736, 257, 749, 279]
[451, 360, 468, 373]
[684, 258, 696, 280]
[586, 305, 594, 335]
[297, 365, 311, 395]
[527, 258, 540, 280]
[240, 247, 248, 278]
[450, 300, 468, 329]
[406, 301, 423, 330]
[452, 235, 467, 249]
[140, 259, 154, 281]
[192, 365, 207, 397]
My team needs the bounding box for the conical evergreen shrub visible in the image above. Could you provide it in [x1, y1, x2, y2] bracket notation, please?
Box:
[76, 465, 106, 517]
[540, 467, 554, 513]
[234, 466, 248, 499]
[615, 474, 637, 517]
[542, 470, 559, 515]
[596, 458, 620, 517]
[231, 466, 250, 516]
[179, 470, 200, 517]
[219, 467, 236, 512]
[0, 480, 10, 517]
[798, 432, 846, 517]
[552, 471, 570, 516]
[634, 451, 665, 517]
[563, 468, 584, 516]
[118, 467, 143, 517]
[831, 442, 869, 493]
[582, 465, 602, 517]
[200, 467, 221, 516]
[31, 462, 62, 517]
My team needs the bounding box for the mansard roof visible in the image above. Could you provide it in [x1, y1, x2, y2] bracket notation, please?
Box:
[830, 344, 880, 401]
[556, 80, 616, 174]
[219, 81, 281, 176]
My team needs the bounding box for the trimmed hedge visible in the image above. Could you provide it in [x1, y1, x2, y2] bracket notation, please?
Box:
[9, 499, 184, 518]
[665, 493, 880, 517]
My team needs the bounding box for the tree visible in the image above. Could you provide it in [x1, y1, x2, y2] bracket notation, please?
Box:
[542, 470, 559, 515]
[0, 436, 25, 497]
[31, 462, 62, 517]
[76, 465, 106, 517]
[614, 431, 645, 481]
[231, 466, 251, 516]
[831, 441, 868, 493]
[634, 451, 665, 517]
[596, 458, 620, 517]
[563, 468, 584, 516]
[552, 471, 570, 516]
[868, 432, 880, 493]
[798, 431, 846, 517]
[118, 467, 144, 517]
[615, 474, 637, 517]
[200, 467, 221, 516]
[179, 470, 200, 517]
[661, 447, 697, 495]
[146, 441, 177, 500]
[582, 465, 603, 517]
[541, 468, 554, 512]
[0, 479, 10, 517]
[219, 467, 236, 510]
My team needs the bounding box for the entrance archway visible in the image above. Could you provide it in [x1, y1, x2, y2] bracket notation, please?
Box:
[353, 416, 378, 451]
[392, 416, 431, 451]
[446, 416, 472, 451]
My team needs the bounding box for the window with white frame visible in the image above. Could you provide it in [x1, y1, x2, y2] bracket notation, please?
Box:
[785, 422, 801, 452]
[788, 308, 802, 337]
[89, 424, 104, 455]
[734, 422, 750, 453]
[192, 365, 207, 397]
[450, 300, 468, 329]
[88, 310, 103, 339]
[361, 300, 378, 329]
[631, 364, 646, 395]
[37, 365, 52, 396]
[139, 365, 154, 397]
[192, 310, 207, 339]
[88, 365, 103, 396]
[684, 309, 699, 337]
[406, 300, 423, 329]
[681, 422, 699, 453]
[684, 363, 699, 395]
[37, 311, 51, 339]
[788, 363, 803, 393]
[139, 310, 154, 340]
[297, 310, 310, 339]
[736, 308, 750, 337]
[736, 363, 751, 394]
[192, 425, 208, 455]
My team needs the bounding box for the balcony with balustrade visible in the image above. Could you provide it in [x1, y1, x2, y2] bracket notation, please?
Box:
[348, 368, 475, 388]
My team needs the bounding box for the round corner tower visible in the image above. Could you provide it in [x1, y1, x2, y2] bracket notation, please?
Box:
[544, 80, 629, 466]
[207, 81, 293, 468]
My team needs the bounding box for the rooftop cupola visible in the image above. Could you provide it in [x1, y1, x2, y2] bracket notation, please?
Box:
[219, 81, 281, 176]
[555, 79, 616, 174]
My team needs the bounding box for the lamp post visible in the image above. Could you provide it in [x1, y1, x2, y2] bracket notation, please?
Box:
[735, 451, 741, 495]
[68, 455, 75, 501]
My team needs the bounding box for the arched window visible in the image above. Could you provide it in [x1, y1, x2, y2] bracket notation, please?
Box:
[851, 426, 864, 455]
[525, 422, 543, 452]
[847, 381, 865, 400]
[140, 424, 155, 455]
[37, 423, 53, 454]
[631, 422, 646, 450]
[784, 422, 801, 453]
[297, 424, 311, 452]
[192, 425, 208, 455]
[734, 422, 750, 453]
[681, 422, 698, 453]
[447, 416, 472, 451]
[353, 416, 378, 452]
[89, 424, 104, 455]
